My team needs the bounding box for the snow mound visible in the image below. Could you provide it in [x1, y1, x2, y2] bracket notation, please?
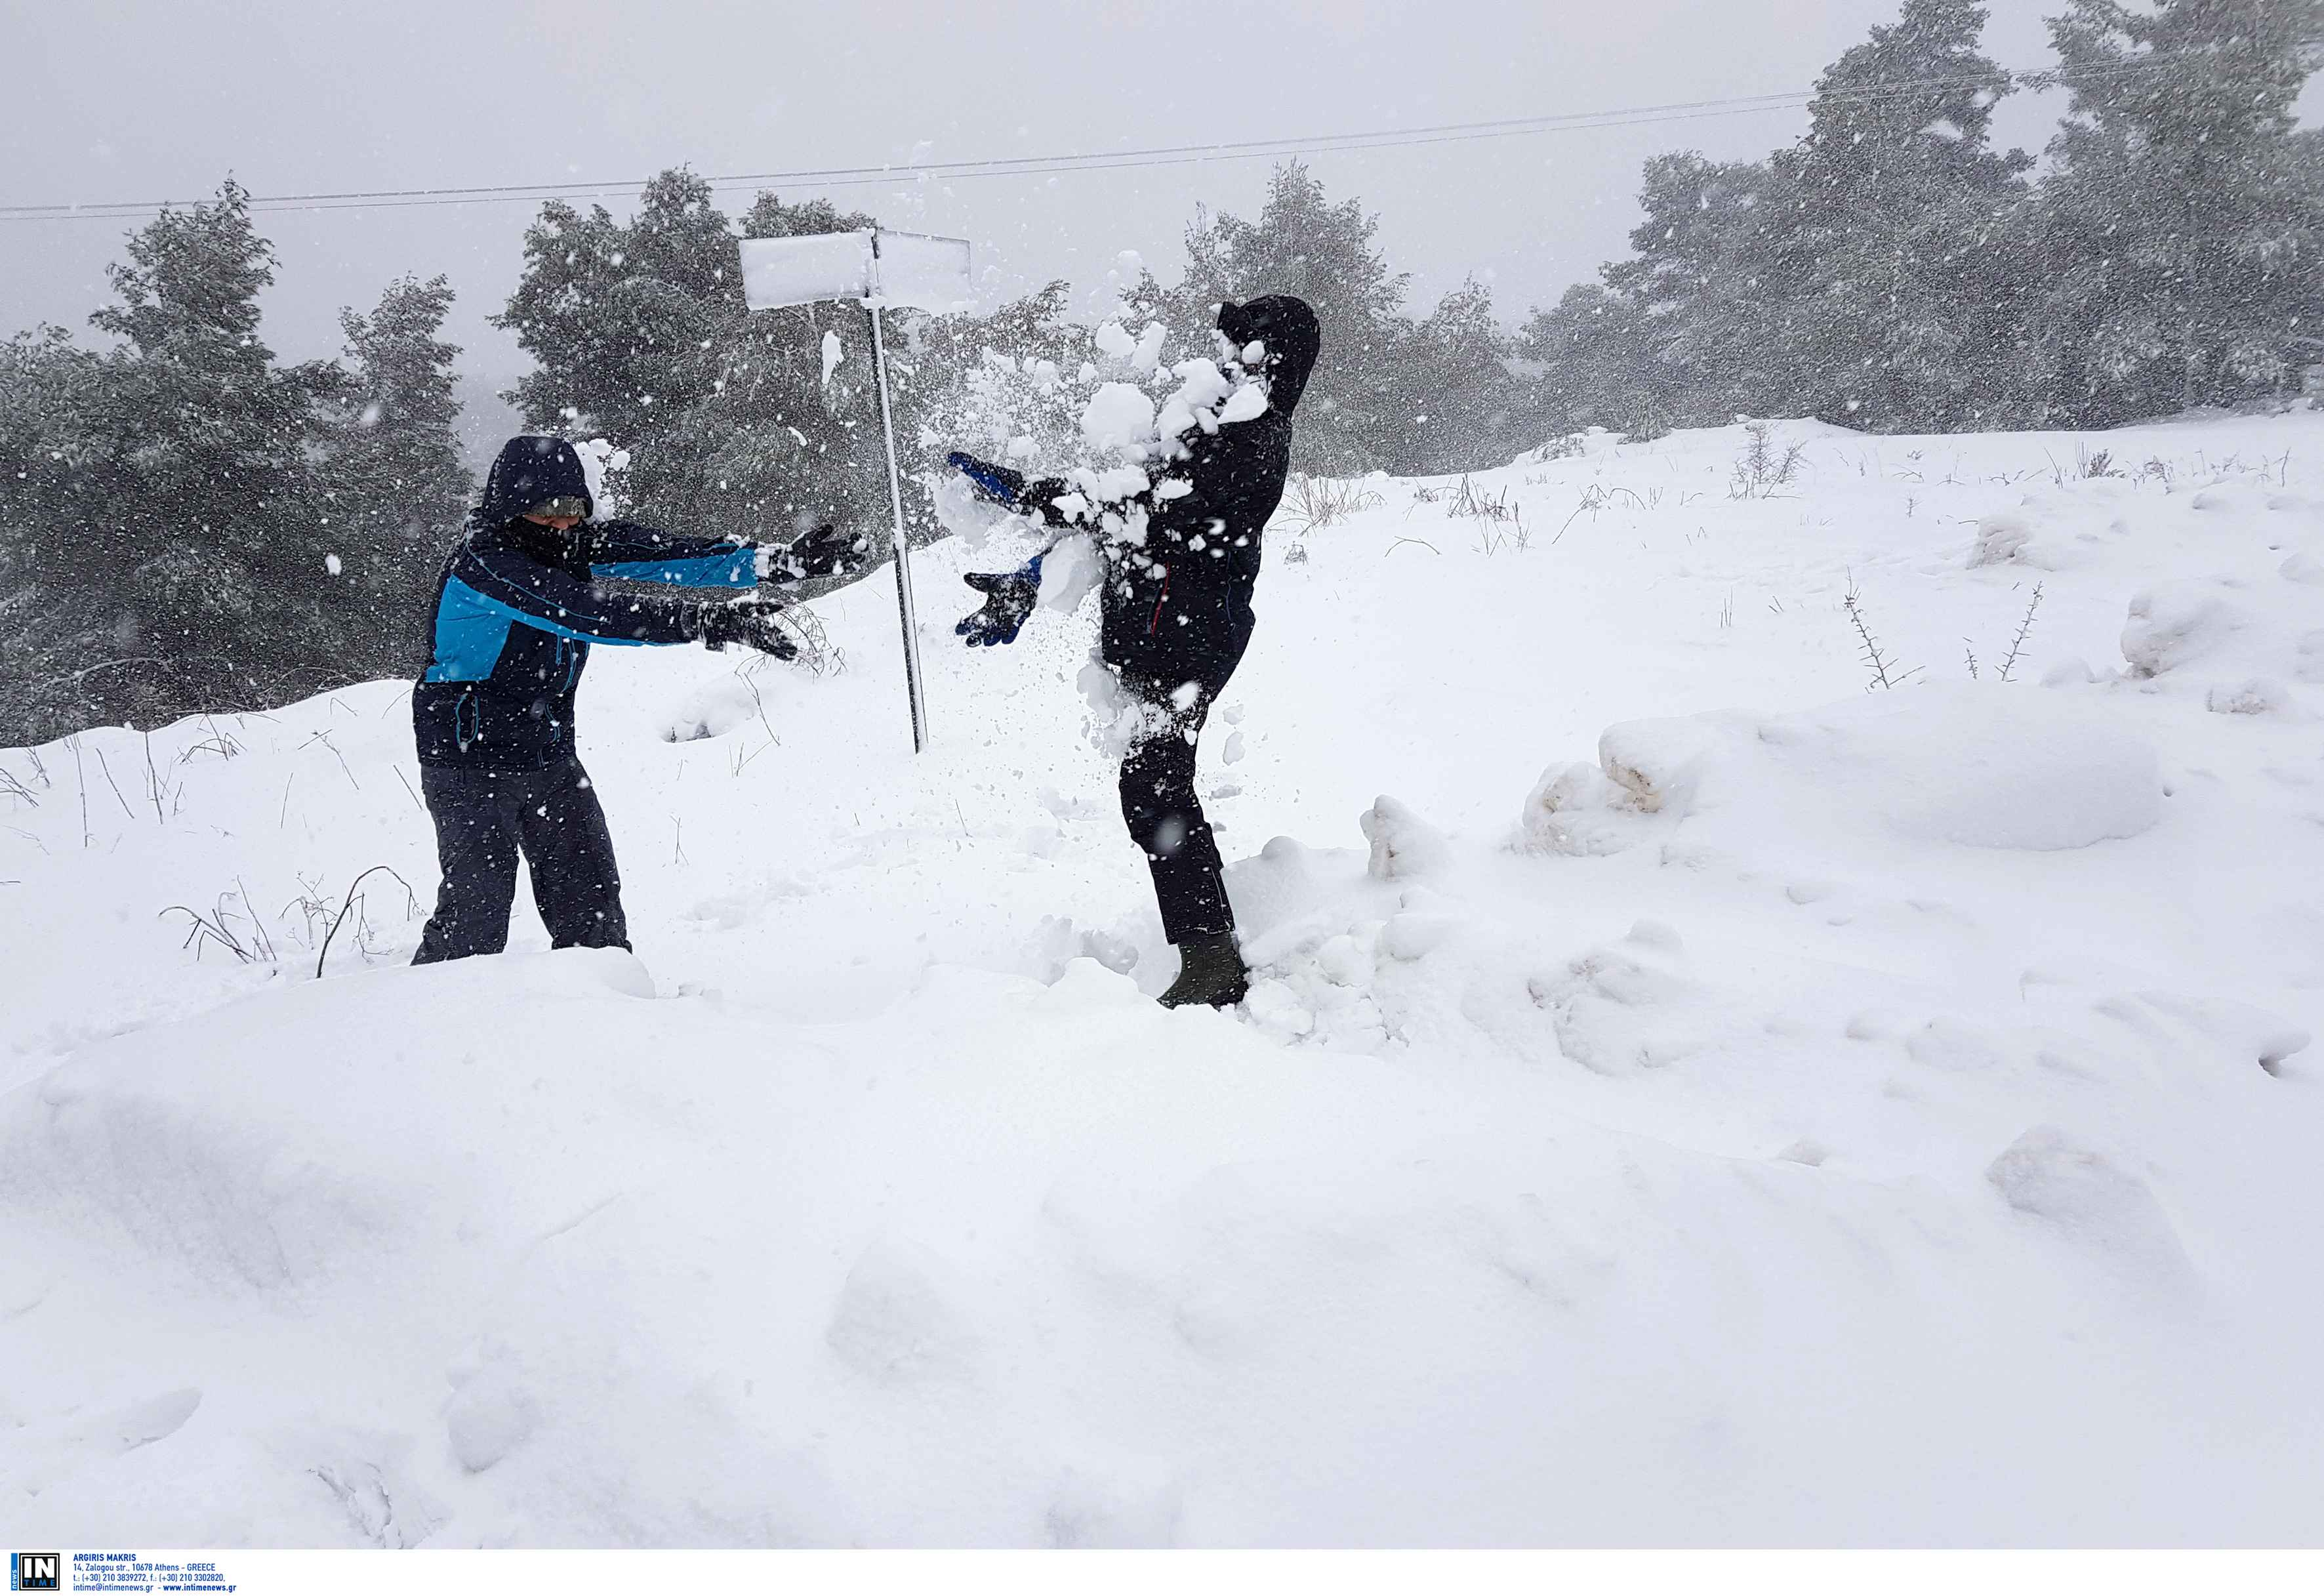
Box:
[1986, 1125, 2198, 1291]
[1526, 684, 2163, 857]
[2119, 563, 2324, 717]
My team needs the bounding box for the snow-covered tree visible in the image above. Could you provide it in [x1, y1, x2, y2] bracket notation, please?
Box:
[0, 182, 348, 743]
[1757, 0, 2038, 429]
[1517, 0, 2324, 437]
[2036, 0, 2324, 422]
[495, 170, 891, 546]
[497, 169, 739, 448]
[1376, 277, 1539, 474]
[1139, 163, 1401, 470]
[1141, 161, 1532, 474]
[313, 275, 474, 678]
[1515, 281, 1675, 440]
[1604, 152, 1783, 425]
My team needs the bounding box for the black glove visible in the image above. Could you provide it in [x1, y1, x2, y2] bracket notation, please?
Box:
[956, 556, 1043, 647]
[946, 451, 1027, 507]
[693, 596, 798, 660]
[762, 523, 869, 585]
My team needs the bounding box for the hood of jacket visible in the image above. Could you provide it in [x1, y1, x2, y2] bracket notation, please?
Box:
[1217, 295, 1320, 418]
[477, 435, 596, 527]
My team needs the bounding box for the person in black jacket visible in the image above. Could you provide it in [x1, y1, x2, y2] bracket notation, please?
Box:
[409, 434, 861, 965]
[946, 295, 1320, 1008]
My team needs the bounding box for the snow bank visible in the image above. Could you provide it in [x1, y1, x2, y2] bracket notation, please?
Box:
[1550, 684, 2164, 855]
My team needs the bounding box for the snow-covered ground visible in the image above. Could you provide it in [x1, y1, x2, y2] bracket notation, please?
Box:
[3, 412, 2321, 1547]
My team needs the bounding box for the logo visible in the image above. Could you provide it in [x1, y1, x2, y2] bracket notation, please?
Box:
[9, 1555, 59, 1593]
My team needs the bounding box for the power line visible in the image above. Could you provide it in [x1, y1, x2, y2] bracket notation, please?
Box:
[0, 49, 2258, 224]
[1, 94, 1822, 222]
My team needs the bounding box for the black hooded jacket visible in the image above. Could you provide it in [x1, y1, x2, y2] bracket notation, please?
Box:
[412, 436, 759, 770]
[1017, 295, 1319, 689]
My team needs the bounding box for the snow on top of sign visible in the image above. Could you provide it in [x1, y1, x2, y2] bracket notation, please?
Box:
[737, 230, 972, 313]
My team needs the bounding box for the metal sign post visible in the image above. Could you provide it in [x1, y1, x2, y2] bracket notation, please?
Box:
[737, 228, 972, 754]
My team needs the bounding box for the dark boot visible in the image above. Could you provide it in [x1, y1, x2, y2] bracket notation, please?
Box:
[1159, 931, 1249, 1009]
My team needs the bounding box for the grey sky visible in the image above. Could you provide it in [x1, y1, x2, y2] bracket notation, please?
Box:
[4, 0, 2309, 405]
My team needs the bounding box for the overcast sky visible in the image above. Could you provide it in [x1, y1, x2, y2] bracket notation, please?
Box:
[4, 0, 2312, 403]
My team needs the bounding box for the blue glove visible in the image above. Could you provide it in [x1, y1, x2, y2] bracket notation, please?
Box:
[947, 451, 1027, 507]
[956, 555, 1044, 647]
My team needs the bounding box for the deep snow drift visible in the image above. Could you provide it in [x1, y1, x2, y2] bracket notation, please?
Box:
[3, 413, 2321, 1547]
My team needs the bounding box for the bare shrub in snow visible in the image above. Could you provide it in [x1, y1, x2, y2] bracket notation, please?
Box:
[1423, 475, 1529, 554]
[773, 604, 842, 677]
[1276, 474, 1384, 533]
[1729, 423, 1807, 500]
[1843, 583, 1919, 690]
[313, 865, 421, 977]
[1997, 584, 2045, 683]
[1445, 476, 1519, 523]
[2207, 678, 2292, 716]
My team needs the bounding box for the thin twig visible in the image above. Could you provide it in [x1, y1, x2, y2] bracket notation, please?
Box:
[161, 903, 253, 964]
[142, 731, 167, 823]
[92, 746, 136, 821]
[236, 876, 276, 963]
[68, 736, 90, 848]
[304, 731, 361, 791]
[315, 865, 417, 979]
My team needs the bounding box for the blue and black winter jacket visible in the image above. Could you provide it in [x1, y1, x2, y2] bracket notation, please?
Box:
[413, 437, 758, 770]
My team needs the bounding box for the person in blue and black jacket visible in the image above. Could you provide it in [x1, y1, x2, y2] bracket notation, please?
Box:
[409, 434, 862, 965]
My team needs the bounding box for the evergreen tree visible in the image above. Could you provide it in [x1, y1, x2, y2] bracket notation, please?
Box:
[0, 326, 121, 741]
[1533, 152, 1777, 436]
[676, 188, 895, 549]
[497, 169, 738, 447]
[2037, 0, 2324, 422]
[0, 182, 344, 743]
[1758, 0, 2037, 429]
[314, 275, 474, 678]
[1144, 163, 1410, 471]
[1515, 281, 1674, 439]
[1137, 161, 1542, 474]
[1377, 277, 1539, 474]
[495, 171, 889, 544]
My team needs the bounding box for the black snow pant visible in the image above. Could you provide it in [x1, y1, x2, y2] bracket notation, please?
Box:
[1116, 670, 1234, 944]
[411, 759, 631, 965]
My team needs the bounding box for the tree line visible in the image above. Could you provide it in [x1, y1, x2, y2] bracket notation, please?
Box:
[3, 0, 2318, 746]
[1524, 0, 2324, 436]
[0, 188, 470, 745]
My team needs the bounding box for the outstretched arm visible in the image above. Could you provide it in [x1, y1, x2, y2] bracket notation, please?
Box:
[586, 520, 760, 588]
[944, 453, 1099, 646]
[454, 538, 703, 646]
[947, 451, 1083, 533]
[447, 538, 789, 657]
[584, 520, 870, 591]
